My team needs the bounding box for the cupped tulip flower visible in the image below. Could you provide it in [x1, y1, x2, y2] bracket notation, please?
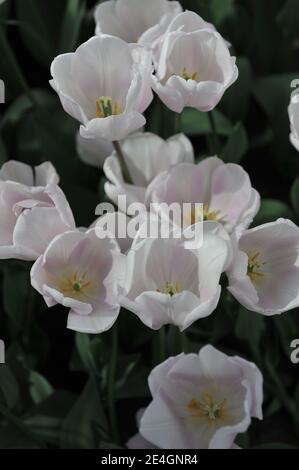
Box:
[139, 345, 263, 449]
[104, 132, 194, 211]
[288, 93, 299, 152]
[152, 29, 238, 113]
[95, 0, 182, 44]
[50, 35, 153, 141]
[119, 221, 230, 331]
[0, 161, 75, 261]
[227, 219, 299, 315]
[146, 157, 260, 234]
[31, 229, 126, 333]
[76, 132, 113, 168]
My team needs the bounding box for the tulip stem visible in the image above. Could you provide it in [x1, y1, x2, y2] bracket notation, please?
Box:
[113, 141, 133, 185]
[108, 324, 120, 444]
[175, 113, 182, 134]
[208, 111, 221, 156]
[159, 327, 167, 362]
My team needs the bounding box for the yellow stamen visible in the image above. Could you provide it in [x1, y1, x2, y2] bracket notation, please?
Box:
[157, 281, 182, 296]
[247, 251, 266, 283]
[96, 96, 122, 118]
[187, 393, 228, 427]
[181, 67, 199, 82]
[53, 269, 96, 301]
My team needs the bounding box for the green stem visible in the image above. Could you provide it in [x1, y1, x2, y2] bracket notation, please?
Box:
[158, 327, 167, 363]
[113, 141, 133, 185]
[208, 111, 221, 156]
[108, 324, 120, 444]
[180, 332, 188, 353]
[174, 112, 181, 134]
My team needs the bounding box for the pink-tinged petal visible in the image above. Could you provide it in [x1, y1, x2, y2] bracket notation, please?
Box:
[12, 207, 74, 260]
[76, 132, 113, 168]
[80, 112, 146, 142]
[0, 161, 34, 185]
[45, 184, 75, 229]
[148, 355, 184, 397]
[67, 304, 120, 334]
[232, 356, 263, 420]
[127, 432, 157, 449]
[35, 162, 60, 186]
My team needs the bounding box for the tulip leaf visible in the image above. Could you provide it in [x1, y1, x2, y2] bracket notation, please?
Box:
[59, 0, 85, 53]
[3, 263, 31, 329]
[254, 199, 295, 226]
[209, 0, 234, 26]
[235, 307, 266, 349]
[253, 74, 299, 120]
[15, 0, 65, 67]
[0, 366, 20, 409]
[181, 108, 233, 137]
[221, 56, 253, 122]
[60, 378, 108, 448]
[29, 372, 54, 405]
[221, 122, 248, 163]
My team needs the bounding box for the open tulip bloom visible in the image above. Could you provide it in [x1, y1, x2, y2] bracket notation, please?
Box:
[119, 221, 230, 331]
[50, 35, 153, 142]
[0, 161, 75, 261]
[138, 346, 263, 449]
[31, 229, 125, 334]
[152, 28, 238, 113]
[227, 219, 299, 315]
[146, 157, 260, 234]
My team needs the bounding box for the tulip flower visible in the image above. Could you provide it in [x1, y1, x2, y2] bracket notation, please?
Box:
[50, 35, 153, 141]
[0, 161, 75, 261]
[139, 346, 263, 449]
[95, 0, 182, 44]
[104, 132, 194, 211]
[31, 229, 125, 333]
[227, 219, 299, 315]
[288, 93, 299, 152]
[152, 28, 238, 113]
[146, 157, 260, 234]
[119, 222, 230, 331]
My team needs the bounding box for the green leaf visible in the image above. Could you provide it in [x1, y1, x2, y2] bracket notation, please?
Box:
[181, 108, 233, 137]
[235, 307, 266, 349]
[209, 0, 234, 26]
[3, 263, 31, 329]
[222, 122, 248, 163]
[254, 199, 295, 226]
[59, 0, 85, 53]
[60, 378, 108, 448]
[15, 0, 65, 67]
[253, 74, 298, 120]
[221, 57, 253, 122]
[29, 372, 54, 405]
[0, 365, 20, 409]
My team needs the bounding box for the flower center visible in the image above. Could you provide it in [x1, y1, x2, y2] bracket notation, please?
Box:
[56, 270, 95, 300]
[247, 251, 266, 283]
[181, 67, 199, 82]
[183, 204, 220, 226]
[96, 96, 122, 118]
[157, 281, 182, 296]
[187, 393, 227, 426]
